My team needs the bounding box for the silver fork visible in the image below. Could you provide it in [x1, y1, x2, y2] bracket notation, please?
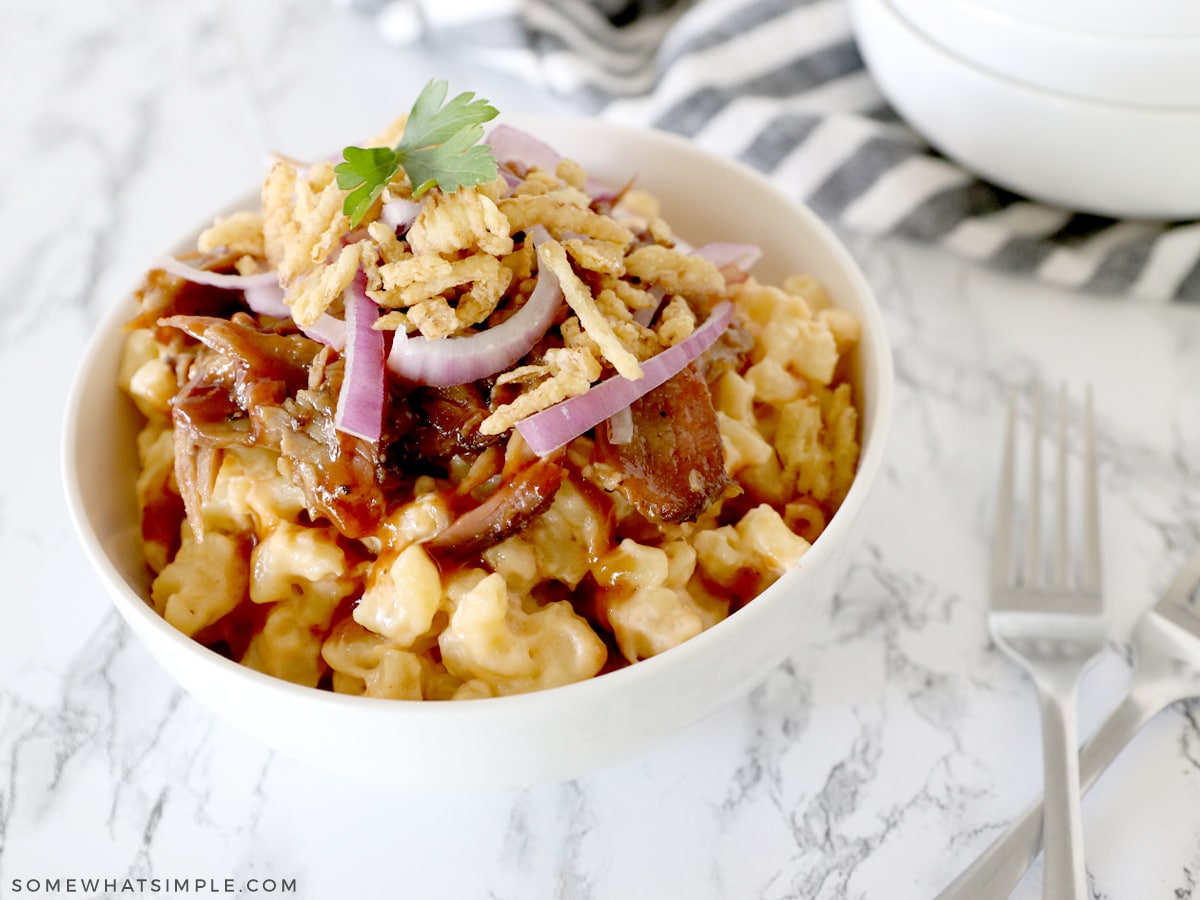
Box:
[987, 384, 1107, 900]
[936, 545, 1200, 899]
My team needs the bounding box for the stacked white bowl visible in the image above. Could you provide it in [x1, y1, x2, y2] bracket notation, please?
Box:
[849, 0, 1200, 219]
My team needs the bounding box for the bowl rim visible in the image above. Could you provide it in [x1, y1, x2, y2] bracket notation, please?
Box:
[61, 114, 894, 718]
[870, 0, 1200, 113]
[906, 0, 1200, 41]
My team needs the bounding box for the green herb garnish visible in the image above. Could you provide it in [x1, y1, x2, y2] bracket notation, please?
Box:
[334, 79, 500, 226]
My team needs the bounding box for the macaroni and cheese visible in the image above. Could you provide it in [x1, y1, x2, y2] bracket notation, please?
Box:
[119, 115, 862, 701]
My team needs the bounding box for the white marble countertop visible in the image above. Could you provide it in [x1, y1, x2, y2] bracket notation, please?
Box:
[3, 2, 1199, 898]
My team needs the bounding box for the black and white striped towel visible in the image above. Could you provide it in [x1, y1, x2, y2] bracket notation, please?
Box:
[340, 0, 1200, 303]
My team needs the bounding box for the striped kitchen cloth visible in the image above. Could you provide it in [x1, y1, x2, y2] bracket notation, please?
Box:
[339, 0, 1200, 303]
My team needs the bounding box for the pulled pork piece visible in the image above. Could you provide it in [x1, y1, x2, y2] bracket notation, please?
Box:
[428, 459, 565, 556]
[160, 315, 318, 415]
[594, 363, 730, 524]
[171, 366, 254, 538]
[163, 314, 384, 539]
[698, 317, 754, 383]
[262, 391, 386, 540]
[129, 249, 247, 330]
[381, 382, 501, 480]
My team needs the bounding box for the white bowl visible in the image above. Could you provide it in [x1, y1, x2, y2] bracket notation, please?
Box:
[850, 0, 1200, 219]
[889, 0, 1200, 108]
[62, 116, 893, 790]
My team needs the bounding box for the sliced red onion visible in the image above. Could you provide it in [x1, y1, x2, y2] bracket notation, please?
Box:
[303, 315, 348, 352]
[239, 278, 347, 351]
[334, 274, 385, 443]
[585, 180, 620, 204]
[242, 280, 290, 317]
[157, 253, 350, 350]
[154, 256, 280, 291]
[607, 405, 634, 445]
[381, 198, 423, 232]
[386, 241, 563, 386]
[498, 169, 522, 193]
[631, 287, 666, 328]
[487, 124, 562, 176]
[517, 301, 733, 456]
[693, 243, 762, 281]
[486, 124, 617, 201]
[526, 223, 552, 245]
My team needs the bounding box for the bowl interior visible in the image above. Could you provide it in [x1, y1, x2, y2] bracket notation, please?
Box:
[62, 116, 893, 785]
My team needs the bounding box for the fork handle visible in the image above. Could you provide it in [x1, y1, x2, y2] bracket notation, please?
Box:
[934, 679, 1172, 900]
[1034, 675, 1088, 899]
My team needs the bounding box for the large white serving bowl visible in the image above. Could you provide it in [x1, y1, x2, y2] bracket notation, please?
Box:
[850, 0, 1200, 219]
[62, 116, 893, 790]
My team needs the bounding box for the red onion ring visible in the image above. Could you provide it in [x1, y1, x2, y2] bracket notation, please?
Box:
[334, 274, 385, 442]
[159, 255, 347, 350]
[302, 315, 347, 352]
[154, 256, 280, 291]
[516, 301, 733, 456]
[607, 405, 634, 445]
[632, 287, 666, 328]
[385, 231, 563, 387]
[381, 198, 423, 232]
[693, 243, 762, 283]
[242, 281, 290, 318]
[486, 124, 617, 201]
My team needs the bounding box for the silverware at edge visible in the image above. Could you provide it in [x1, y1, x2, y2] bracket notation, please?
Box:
[936, 545, 1200, 899]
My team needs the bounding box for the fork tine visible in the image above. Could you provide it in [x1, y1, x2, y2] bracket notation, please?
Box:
[1023, 382, 1043, 587]
[1082, 386, 1101, 592]
[1054, 383, 1069, 590]
[992, 389, 1017, 594]
[974, 382, 1107, 899]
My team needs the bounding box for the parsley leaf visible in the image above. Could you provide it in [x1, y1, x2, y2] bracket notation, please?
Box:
[403, 80, 497, 150]
[335, 145, 401, 226]
[402, 123, 494, 197]
[334, 80, 500, 226]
